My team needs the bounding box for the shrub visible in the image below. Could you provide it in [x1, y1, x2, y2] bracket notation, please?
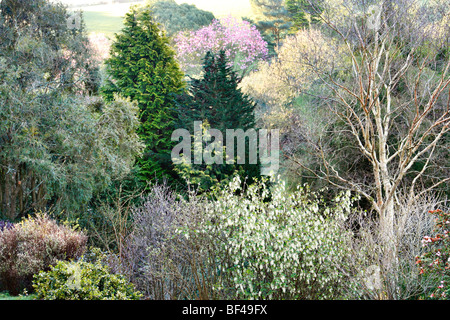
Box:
[201, 176, 355, 300]
[121, 178, 357, 300]
[417, 209, 450, 300]
[121, 184, 218, 300]
[33, 258, 142, 300]
[0, 214, 87, 295]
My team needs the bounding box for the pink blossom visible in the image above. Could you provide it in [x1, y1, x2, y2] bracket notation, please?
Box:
[174, 15, 268, 76]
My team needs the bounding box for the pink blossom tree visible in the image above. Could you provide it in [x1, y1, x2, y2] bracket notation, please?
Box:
[174, 16, 269, 77]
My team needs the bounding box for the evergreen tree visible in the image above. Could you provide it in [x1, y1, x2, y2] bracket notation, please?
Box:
[146, 0, 215, 37]
[175, 51, 260, 192]
[250, 0, 292, 48]
[286, 0, 323, 31]
[102, 7, 185, 183]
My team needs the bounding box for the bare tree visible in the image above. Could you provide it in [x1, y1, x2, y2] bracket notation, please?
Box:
[287, 0, 450, 260]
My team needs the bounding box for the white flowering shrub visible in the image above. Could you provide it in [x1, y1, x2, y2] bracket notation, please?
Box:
[202, 177, 355, 300]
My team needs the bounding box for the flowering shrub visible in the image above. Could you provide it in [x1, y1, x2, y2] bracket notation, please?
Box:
[33, 258, 142, 300]
[417, 209, 450, 300]
[0, 214, 87, 295]
[174, 16, 269, 77]
[200, 176, 354, 300]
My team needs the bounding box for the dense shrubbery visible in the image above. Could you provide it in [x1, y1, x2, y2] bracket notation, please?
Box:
[119, 179, 357, 300]
[0, 0, 143, 221]
[0, 0, 449, 301]
[33, 254, 142, 300]
[0, 214, 87, 295]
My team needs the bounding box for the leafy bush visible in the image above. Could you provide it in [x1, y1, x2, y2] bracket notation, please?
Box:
[0, 214, 87, 295]
[417, 209, 450, 300]
[201, 176, 355, 300]
[33, 258, 142, 300]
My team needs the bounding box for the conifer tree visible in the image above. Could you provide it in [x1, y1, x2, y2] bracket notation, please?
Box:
[175, 51, 260, 192]
[286, 0, 323, 31]
[102, 7, 185, 183]
[250, 0, 292, 48]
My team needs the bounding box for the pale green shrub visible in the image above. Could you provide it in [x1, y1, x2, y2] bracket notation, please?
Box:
[33, 258, 142, 300]
[199, 177, 355, 300]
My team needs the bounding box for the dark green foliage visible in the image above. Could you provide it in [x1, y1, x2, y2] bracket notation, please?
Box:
[177, 52, 255, 132]
[102, 7, 185, 184]
[286, 0, 323, 31]
[250, 0, 292, 48]
[0, 0, 100, 94]
[148, 0, 215, 37]
[0, 0, 142, 221]
[249, 0, 324, 51]
[175, 51, 260, 192]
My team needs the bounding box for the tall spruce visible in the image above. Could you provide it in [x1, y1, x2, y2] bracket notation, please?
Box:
[102, 7, 184, 183]
[175, 51, 260, 192]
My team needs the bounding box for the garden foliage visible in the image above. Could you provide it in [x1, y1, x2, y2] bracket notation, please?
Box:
[103, 7, 185, 183]
[0, 214, 87, 295]
[33, 256, 142, 300]
[175, 51, 260, 192]
[201, 176, 355, 299]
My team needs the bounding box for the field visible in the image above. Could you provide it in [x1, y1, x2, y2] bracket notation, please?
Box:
[76, 0, 254, 37]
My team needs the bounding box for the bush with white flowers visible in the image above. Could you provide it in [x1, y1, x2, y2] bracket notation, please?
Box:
[202, 177, 355, 300]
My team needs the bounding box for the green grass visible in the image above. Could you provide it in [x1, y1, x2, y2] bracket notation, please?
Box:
[0, 292, 36, 300]
[78, 1, 254, 37]
[83, 11, 124, 38]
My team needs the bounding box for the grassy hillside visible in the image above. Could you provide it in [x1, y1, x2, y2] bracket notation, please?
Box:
[77, 0, 253, 37]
